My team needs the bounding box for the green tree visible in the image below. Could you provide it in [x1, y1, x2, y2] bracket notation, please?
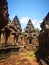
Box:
[34, 28, 39, 35]
[22, 32, 25, 37]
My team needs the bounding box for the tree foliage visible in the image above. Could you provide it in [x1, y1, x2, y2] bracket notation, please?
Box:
[22, 32, 25, 36]
[34, 28, 39, 35]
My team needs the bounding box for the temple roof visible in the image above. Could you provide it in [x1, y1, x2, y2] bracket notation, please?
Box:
[12, 16, 19, 24]
[28, 19, 32, 24]
[40, 12, 49, 30]
[25, 19, 34, 32]
[45, 12, 49, 20]
[24, 19, 35, 38]
[12, 16, 22, 35]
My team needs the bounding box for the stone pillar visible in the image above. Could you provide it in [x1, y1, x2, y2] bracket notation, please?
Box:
[1, 33, 3, 44]
[0, 37, 1, 44]
[0, 31, 1, 44]
[32, 38, 34, 44]
[18, 35, 22, 45]
[1, 32, 5, 44]
[22, 37, 25, 45]
[20, 37, 23, 45]
[7, 35, 10, 44]
[14, 36, 16, 44]
[27, 39, 29, 44]
[24, 37, 29, 45]
[9, 34, 15, 45]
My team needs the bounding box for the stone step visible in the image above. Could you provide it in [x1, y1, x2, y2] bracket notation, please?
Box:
[40, 59, 47, 65]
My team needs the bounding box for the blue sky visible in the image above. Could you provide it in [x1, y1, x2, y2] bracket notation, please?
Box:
[8, 0, 49, 31]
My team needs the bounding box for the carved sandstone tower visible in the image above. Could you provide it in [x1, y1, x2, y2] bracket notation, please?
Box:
[24, 19, 35, 45]
[0, 0, 9, 45]
[4, 23, 17, 46]
[0, 0, 9, 29]
[38, 12, 49, 59]
[12, 16, 22, 45]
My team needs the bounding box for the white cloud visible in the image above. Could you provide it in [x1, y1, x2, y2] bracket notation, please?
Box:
[20, 17, 42, 31]
[32, 20, 42, 29]
[20, 17, 30, 23]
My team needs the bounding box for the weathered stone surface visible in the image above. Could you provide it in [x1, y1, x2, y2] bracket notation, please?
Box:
[12, 16, 22, 44]
[40, 12, 49, 31]
[38, 13, 49, 58]
[24, 19, 36, 45]
[0, 0, 9, 29]
[35, 13, 49, 64]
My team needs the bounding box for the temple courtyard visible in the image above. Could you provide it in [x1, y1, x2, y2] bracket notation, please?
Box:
[0, 49, 39, 65]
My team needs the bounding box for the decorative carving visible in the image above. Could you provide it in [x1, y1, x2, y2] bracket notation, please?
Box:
[0, 0, 9, 29]
[24, 19, 35, 45]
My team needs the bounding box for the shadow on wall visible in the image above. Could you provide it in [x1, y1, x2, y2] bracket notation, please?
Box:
[35, 30, 49, 65]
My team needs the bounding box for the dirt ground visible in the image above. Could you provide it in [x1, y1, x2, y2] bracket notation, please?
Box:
[0, 50, 39, 65]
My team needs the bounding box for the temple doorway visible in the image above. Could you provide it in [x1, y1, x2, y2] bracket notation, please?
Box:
[29, 39, 32, 44]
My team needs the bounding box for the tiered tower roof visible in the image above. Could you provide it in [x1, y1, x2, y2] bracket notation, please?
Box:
[40, 12, 49, 30]
[25, 19, 34, 33]
[25, 19, 35, 38]
[12, 16, 22, 35]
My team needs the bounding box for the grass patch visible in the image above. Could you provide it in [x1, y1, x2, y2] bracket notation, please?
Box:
[26, 52, 36, 58]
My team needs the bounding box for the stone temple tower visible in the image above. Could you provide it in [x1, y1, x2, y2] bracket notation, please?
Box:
[24, 19, 35, 45]
[37, 12, 49, 59]
[0, 0, 9, 45]
[0, 0, 9, 29]
[12, 16, 22, 45]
